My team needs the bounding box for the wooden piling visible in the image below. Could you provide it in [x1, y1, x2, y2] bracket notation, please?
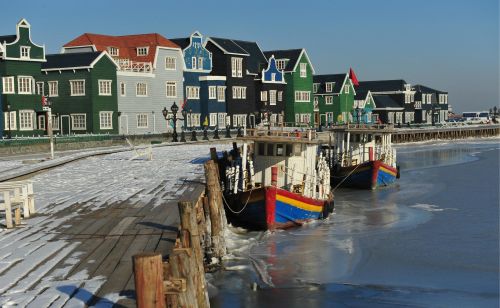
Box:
[133, 253, 166, 308]
[204, 160, 227, 260]
[178, 201, 210, 308]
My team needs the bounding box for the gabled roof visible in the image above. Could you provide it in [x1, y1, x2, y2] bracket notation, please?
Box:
[41, 51, 117, 70]
[0, 35, 17, 44]
[263, 49, 302, 72]
[372, 95, 404, 109]
[413, 84, 447, 94]
[313, 74, 347, 94]
[63, 33, 180, 64]
[170, 37, 190, 50]
[206, 37, 249, 56]
[357, 79, 408, 93]
[232, 40, 267, 74]
[354, 90, 370, 100]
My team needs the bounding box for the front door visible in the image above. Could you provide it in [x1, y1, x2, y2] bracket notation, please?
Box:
[119, 115, 128, 135]
[61, 115, 70, 135]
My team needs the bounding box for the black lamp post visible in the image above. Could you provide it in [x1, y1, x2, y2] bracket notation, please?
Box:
[162, 102, 180, 142]
[6, 104, 11, 139]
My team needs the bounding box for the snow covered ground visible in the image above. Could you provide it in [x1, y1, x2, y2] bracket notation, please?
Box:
[0, 142, 231, 307]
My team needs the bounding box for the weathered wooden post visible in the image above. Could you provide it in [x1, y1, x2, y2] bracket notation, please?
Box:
[133, 253, 166, 308]
[178, 201, 210, 308]
[204, 160, 227, 260]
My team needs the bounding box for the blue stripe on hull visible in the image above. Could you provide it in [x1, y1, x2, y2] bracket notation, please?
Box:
[275, 200, 322, 224]
[376, 168, 397, 187]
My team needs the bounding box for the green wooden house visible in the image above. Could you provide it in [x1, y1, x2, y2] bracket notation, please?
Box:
[1, 19, 46, 138]
[263, 49, 315, 127]
[40, 52, 119, 135]
[313, 73, 356, 125]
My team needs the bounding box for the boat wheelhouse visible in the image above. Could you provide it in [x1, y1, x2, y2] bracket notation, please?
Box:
[328, 124, 399, 189]
[219, 128, 333, 230]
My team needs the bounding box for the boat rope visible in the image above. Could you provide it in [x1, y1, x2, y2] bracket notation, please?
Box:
[331, 163, 363, 192]
[279, 165, 323, 186]
[221, 186, 254, 214]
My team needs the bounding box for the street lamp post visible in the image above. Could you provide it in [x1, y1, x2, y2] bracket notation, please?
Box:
[162, 102, 181, 142]
[180, 108, 187, 142]
[6, 104, 11, 139]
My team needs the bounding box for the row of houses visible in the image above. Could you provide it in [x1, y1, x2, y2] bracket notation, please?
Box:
[1, 19, 450, 137]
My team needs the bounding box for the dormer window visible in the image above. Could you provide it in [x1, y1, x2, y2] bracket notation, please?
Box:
[108, 47, 119, 57]
[137, 47, 149, 56]
[198, 57, 203, 70]
[326, 82, 333, 92]
[20, 46, 30, 59]
[276, 59, 286, 70]
[192, 57, 197, 69]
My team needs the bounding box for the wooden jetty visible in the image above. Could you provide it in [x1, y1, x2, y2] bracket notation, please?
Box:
[391, 124, 500, 143]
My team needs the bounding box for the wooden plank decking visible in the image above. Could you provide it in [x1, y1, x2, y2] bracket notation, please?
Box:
[0, 180, 205, 307]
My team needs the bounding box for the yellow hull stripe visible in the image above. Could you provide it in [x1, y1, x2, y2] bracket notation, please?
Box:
[380, 166, 397, 176]
[276, 194, 323, 212]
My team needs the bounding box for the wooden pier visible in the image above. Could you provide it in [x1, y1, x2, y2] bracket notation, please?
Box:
[391, 124, 500, 143]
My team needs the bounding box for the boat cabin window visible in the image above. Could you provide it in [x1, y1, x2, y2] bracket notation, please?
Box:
[367, 134, 373, 142]
[286, 144, 293, 156]
[349, 134, 361, 142]
[276, 144, 284, 156]
[375, 135, 382, 143]
[267, 143, 274, 156]
[257, 142, 265, 156]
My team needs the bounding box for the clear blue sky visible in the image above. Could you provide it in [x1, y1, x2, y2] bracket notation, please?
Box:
[2, 0, 498, 112]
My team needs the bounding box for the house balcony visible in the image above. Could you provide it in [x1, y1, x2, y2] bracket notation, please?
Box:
[114, 58, 153, 73]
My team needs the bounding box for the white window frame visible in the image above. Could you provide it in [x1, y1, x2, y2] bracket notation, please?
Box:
[70, 79, 85, 96]
[166, 81, 177, 98]
[20, 46, 30, 59]
[71, 113, 87, 130]
[52, 115, 59, 130]
[98, 80, 112, 96]
[165, 57, 176, 70]
[326, 82, 333, 92]
[120, 82, 126, 96]
[48, 81, 58, 97]
[325, 96, 333, 105]
[278, 91, 283, 102]
[231, 57, 243, 77]
[276, 59, 286, 70]
[261, 91, 268, 101]
[136, 82, 148, 97]
[209, 113, 217, 126]
[137, 113, 149, 128]
[232, 114, 247, 127]
[19, 110, 34, 131]
[137, 47, 149, 56]
[36, 82, 44, 96]
[233, 86, 246, 99]
[294, 91, 311, 102]
[18, 76, 33, 94]
[2, 77, 15, 94]
[300, 63, 307, 78]
[218, 113, 226, 128]
[313, 83, 319, 93]
[108, 47, 119, 57]
[344, 84, 350, 94]
[269, 90, 277, 105]
[208, 86, 217, 99]
[198, 57, 203, 70]
[38, 115, 46, 130]
[217, 86, 226, 102]
[191, 57, 197, 69]
[186, 86, 200, 99]
[99, 111, 113, 130]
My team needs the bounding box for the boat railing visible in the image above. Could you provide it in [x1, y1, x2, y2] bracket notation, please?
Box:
[245, 128, 318, 141]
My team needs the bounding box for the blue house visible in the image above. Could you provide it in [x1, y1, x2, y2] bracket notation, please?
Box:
[171, 32, 227, 129]
[258, 54, 286, 125]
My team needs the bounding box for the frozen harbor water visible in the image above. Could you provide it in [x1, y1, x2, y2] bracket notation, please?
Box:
[209, 138, 500, 307]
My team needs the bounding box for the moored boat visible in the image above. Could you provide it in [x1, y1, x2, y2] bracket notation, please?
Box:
[328, 125, 400, 189]
[218, 128, 334, 231]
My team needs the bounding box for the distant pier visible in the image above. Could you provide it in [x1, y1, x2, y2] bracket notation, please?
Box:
[391, 124, 500, 143]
